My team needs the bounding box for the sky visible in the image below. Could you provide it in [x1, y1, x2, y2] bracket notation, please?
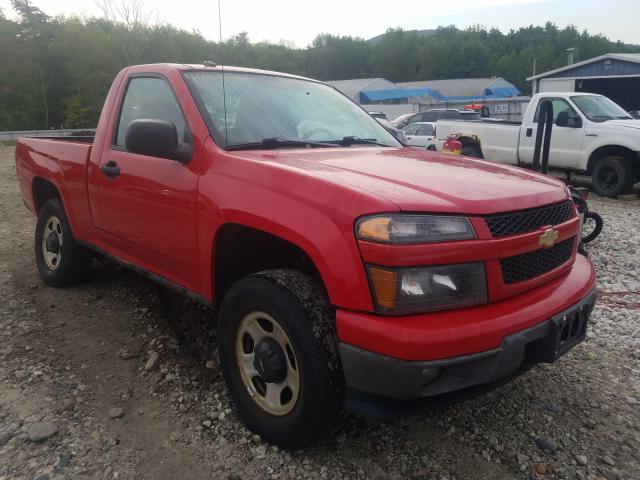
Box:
[1, 0, 639, 47]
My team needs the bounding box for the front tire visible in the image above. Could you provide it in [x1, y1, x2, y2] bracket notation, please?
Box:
[217, 269, 342, 449]
[35, 198, 93, 286]
[592, 156, 634, 197]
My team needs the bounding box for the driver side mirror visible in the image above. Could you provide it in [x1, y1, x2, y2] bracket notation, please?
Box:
[556, 111, 582, 128]
[125, 119, 192, 162]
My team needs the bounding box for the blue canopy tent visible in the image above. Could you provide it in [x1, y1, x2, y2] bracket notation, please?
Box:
[360, 88, 445, 103]
[359, 85, 521, 104]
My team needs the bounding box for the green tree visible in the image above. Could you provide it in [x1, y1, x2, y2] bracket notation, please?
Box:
[1, 1, 639, 131]
[369, 28, 421, 81]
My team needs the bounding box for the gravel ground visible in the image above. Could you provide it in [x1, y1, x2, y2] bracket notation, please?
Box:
[0, 145, 639, 480]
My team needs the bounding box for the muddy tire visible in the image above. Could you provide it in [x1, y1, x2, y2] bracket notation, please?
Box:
[34, 198, 93, 287]
[217, 269, 342, 449]
[461, 144, 483, 158]
[592, 156, 634, 197]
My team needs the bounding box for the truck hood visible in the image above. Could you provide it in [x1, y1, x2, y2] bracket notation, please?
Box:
[231, 147, 568, 215]
[603, 119, 640, 130]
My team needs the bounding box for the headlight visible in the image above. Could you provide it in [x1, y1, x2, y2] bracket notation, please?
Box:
[356, 214, 475, 244]
[367, 263, 487, 315]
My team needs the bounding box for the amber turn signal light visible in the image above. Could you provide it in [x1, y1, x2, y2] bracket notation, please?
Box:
[367, 266, 397, 309]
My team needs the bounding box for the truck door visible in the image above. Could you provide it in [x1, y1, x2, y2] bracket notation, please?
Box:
[96, 75, 201, 293]
[518, 97, 584, 169]
[412, 124, 435, 148]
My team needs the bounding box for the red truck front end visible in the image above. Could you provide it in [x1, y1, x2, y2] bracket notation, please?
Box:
[337, 197, 595, 415]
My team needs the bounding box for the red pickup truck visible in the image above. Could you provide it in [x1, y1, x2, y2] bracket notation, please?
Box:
[15, 63, 596, 449]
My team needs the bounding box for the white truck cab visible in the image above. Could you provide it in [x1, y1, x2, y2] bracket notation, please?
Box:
[435, 93, 640, 196]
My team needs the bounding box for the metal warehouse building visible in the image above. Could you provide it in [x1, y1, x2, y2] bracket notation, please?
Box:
[325, 78, 399, 103]
[327, 77, 520, 104]
[327, 76, 521, 119]
[396, 77, 520, 100]
[528, 53, 640, 111]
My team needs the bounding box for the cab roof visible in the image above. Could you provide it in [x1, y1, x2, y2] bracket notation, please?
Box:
[124, 62, 317, 83]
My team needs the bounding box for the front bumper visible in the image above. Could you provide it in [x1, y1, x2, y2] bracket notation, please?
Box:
[338, 256, 597, 417]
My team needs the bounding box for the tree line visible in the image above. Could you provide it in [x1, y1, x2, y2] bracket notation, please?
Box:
[1, 0, 638, 130]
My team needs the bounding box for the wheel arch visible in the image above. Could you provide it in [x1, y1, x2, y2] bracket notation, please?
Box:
[458, 136, 484, 157]
[587, 144, 638, 176]
[211, 222, 330, 305]
[32, 177, 62, 214]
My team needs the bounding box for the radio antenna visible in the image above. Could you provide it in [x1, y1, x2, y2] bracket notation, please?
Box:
[218, 0, 228, 146]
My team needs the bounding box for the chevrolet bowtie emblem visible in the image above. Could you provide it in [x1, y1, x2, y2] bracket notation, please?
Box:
[539, 227, 559, 247]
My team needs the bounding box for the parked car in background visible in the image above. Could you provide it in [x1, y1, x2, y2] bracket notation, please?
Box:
[392, 108, 482, 129]
[368, 111, 388, 120]
[464, 103, 491, 118]
[368, 112, 407, 143]
[402, 122, 438, 149]
[374, 117, 408, 144]
[390, 112, 417, 129]
[435, 92, 640, 197]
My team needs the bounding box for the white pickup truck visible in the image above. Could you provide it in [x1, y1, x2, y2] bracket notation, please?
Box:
[435, 92, 640, 196]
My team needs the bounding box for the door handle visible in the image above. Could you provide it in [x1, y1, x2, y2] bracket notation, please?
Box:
[100, 161, 121, 179]
[525, 128, 533, 137]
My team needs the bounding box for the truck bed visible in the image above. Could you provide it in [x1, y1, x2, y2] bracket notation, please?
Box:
[15, 137, 94, 231]
[444, 119, 523, 126]
[435, 119, 522, 164]
[34, 135, 95, 144]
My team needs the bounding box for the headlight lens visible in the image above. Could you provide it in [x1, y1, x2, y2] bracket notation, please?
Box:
[357, 215, 475, 244]
[367, 263, 487, 314]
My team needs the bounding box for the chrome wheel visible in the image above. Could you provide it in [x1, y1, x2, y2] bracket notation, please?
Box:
[235, 311, 300, 416]
[41, 215, 63, 270]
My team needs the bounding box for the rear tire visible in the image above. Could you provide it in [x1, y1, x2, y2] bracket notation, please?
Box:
[461, 144, 483, 158]
[592, 156, 634, 197]
[217, 269, 343, 449]
[35, 198, 93, 286]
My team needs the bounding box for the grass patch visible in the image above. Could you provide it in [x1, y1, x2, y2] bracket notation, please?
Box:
[0, 140, 16, 147]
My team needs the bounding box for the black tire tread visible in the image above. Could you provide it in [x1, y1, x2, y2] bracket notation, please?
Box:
[217, 269, 343, 449]
[592, 156, 634, 197]
[461, 144, 483, 158]
[34, 198, 92, 287]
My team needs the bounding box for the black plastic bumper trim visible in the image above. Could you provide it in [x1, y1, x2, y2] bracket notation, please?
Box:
[341, 289, 596, 417]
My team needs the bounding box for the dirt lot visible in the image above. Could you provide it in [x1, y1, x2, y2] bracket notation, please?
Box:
[0, 145, 639, 480]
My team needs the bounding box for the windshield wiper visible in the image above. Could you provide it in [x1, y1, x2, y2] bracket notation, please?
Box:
[226, 137, 341, 151]
[322, 136, 390, 147]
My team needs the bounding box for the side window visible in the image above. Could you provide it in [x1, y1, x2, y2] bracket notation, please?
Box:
[404, 125, 418, 135]
[416, 125, 434, 136]
[533, 98, 578, 124]
[422, 112, 437, 122]
[115, 77, 187, 147]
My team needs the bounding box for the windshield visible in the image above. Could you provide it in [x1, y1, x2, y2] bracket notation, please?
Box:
[183, 71, 400, 149]
[571, 95, 632, 122]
